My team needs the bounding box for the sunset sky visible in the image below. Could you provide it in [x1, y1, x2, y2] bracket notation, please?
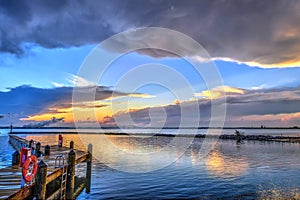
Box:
[0, 0, 300, 127]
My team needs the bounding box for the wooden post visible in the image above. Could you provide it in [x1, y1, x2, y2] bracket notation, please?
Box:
[70, 141, 74, 149]
[12, 151, 20, 165]
[29, 140, 34, 148]
[44, 145, 50, 156]
[35, 160, 48, 200]
[66, 150, 76, 199]
[35, 142, 41, 157]
[86, 144, 92, 193]
[58, 134, 63, 147]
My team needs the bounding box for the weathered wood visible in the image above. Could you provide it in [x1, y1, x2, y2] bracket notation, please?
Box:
[12, 151, 20, 165]
[70, 141, 74, 149]
[47, 153, 88, 184]
[73, 183, 85, 199]
[58, 134, 63, 147]
[86, 143, 92, 193]
[9, 135, 29, 151]
[44, 145, 50, 156]
[46, 187, 61, 200]
[7, 135, 91, 199]
[75, 153, 88, 165]
[6, 184, 34, 200]
[35, 160, 48, 200]
[35, 142, 42, 157]
[66, 150, 76, 200]
[46, 167, 63, 185]
[29, 140, 34, 148]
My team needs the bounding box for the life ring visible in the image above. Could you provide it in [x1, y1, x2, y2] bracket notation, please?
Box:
[22, 155, 38, 182]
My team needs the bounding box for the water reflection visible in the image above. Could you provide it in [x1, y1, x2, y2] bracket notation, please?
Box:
[258, 188, 300, 199]
[205, 148, 249, 178]
[25, 134, 250, 177]
[9, 133, 300, 199]
[80, 134, 194, 173]
[25, 134, 87, 151]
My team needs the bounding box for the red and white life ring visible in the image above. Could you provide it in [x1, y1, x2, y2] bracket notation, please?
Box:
[22, 155, 38, 182]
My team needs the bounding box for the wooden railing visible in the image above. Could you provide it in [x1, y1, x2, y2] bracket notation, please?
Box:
[35, 148, 92, 200]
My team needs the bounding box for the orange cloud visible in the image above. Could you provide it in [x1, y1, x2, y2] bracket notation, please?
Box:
[280, 112, 300, 122]
[173, 99, 180, 105]
[21, 112, 73, 123]
[21, 101, 113, 123]
[195, 85, 245, 100]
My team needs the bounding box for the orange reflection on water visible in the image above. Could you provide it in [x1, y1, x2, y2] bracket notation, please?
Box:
[24, 134, 250, 176]
[25, 134, 87, 151]
[205, 149, 249, 178]
[78, 134, 191, 172]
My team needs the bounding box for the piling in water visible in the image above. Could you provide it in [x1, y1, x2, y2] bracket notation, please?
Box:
[86, 143, 92, 193]
[58, 134, 63, 147]
[29, 140, 34, 148]
[44, 145, 50, 156]
[67, 150, 76, 199]
[12, 151, 20, 165]
[35, 142, 42, 157]
[35, 160, 48, 200]
[70, 141, 74, 149]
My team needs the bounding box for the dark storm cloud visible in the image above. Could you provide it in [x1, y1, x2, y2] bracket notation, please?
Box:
[0, 0, 300, 65]
[224, 86, 300, 117]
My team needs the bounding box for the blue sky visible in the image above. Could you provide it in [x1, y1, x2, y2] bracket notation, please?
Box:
[0, 0, 300, 127]
[0, 44, 95, 91]
[2, 46, 299, 92]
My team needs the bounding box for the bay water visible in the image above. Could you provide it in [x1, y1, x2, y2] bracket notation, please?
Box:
[0, 128, 300, 199]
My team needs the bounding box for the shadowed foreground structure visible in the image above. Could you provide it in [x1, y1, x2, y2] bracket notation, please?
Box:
[0, 135, 92, 200]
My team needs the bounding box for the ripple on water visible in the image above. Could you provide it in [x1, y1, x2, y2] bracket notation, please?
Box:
[0, 136, 14, 169]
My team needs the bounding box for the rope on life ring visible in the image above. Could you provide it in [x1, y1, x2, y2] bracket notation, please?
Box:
[22, 155, 38, 182]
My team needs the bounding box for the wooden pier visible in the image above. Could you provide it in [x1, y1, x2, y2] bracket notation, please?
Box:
[0, 135, 92, 200]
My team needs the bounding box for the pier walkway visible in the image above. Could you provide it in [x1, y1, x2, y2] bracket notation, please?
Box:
[0, 134, 92, 200]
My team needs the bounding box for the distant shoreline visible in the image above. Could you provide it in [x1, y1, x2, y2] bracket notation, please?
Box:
[1, 126, 299, 129]
[8, 131, 300, 143]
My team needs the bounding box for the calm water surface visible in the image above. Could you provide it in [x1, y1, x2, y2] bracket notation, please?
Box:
[0, 129, 300, 199]
[78, 138, 300, 199]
